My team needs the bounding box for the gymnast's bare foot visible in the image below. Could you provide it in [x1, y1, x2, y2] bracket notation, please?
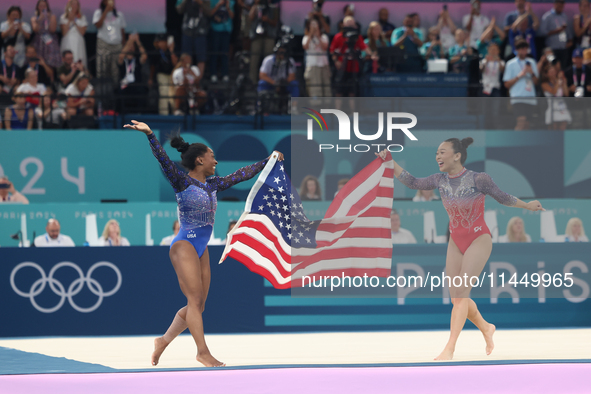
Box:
[197, 352, 226, 367]
[483, 323, 496, 355]
[151, 337, 168, 366]
[434, 346, 454, 361]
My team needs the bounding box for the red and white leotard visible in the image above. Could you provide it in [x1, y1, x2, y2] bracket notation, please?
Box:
[398, 168, 517, 253]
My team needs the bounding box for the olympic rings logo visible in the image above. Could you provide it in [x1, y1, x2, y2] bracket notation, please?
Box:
[10, 261, 122, 313]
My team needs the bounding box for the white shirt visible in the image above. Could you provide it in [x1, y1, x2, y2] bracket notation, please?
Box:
[498, 234, 531, 243]
[463, 14, 490, 48]
[97, 237, 130, 246]
[34, 233, 75, 247]
[172, 66, 200, 86]
[303, 34, 329, 67]
[565, 235, 589, 242]
[0, 20, 32, 67]
[65, 82, 93, 97]
[160, 234, 175, 246]
[391, 228, 417, 244]
[92, 9, 126, 45]
[412, 195, 440, 202]
[16, 82, 46, 96]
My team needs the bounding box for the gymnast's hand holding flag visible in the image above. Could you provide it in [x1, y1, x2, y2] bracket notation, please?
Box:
[220, 151, 395, 289]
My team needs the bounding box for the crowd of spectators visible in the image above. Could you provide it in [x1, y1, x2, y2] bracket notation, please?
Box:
[0, 0, 590, 124]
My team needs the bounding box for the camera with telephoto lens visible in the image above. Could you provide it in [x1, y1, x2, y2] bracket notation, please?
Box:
[343, 26, 360, 53]
[313, 0, 323, 12]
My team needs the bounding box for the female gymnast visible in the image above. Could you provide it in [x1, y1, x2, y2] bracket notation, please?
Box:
[377, 137, 544, 360]
[124, 120, 283, 367]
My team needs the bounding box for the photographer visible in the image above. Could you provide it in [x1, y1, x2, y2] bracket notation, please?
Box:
[0, 176, 29, 204]
[249, 0, 279, 83]
[330, 16, 375, 97]
[257, 39, 299, 98]
[305, 0, 330, 35]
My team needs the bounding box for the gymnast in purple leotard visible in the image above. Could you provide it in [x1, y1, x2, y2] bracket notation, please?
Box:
[124, 120, 283, 367]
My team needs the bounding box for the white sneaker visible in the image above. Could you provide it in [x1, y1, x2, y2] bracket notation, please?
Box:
[211, 75, 218, 83]
[174, 110, 184, 116]
[222, 75, 230, 83]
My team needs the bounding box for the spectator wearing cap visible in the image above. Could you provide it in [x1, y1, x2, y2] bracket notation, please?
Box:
[565, 47, 591, 97]
[34, 219, 75, 247]
[257, 41, 299, 97]
[503, 38, 539, 130]
[0, 176, 29, 203]
[150, 34, 178, 115]
[540, 0, 572, 70]
[464, 0, 490, 50]
[504, 0, 539, 33]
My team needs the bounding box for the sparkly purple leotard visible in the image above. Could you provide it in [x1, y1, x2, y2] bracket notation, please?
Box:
[398, 168, 517, 253]
[147, 133, 268, 257]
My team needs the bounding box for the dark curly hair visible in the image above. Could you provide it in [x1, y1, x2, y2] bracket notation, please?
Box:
[170, 134, 209, 171]
[445, 137, 474, 165]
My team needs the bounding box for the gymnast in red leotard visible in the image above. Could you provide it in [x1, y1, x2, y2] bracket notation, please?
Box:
[376, 137, 544, 360]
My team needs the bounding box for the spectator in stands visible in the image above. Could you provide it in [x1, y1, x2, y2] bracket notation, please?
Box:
[540, 0, 572, 70]
[98, 219, 130, 246]
[35, 87, 66, 128]
[392, 13, 424, 73]
[480, 42, 505, 97]
[508, 12, 537, 61]
[503, 39, 539, 130]
[300, 175, 322, 201]
[364, 21, 388, 72]
[93, 0, 127, 87]
[337, 4, 361, 34]
[117, 32, 148, 107]
[303, 19, 331, 98]
[390, 209, 417, 244]
[305, 0, 330, 36]
[420, 27, 444, 61]
[172, 53, 207, 115]
[541, 63, 571, 130]
[16, 68, 46, 108]
[1, 6, 32, 67]
[57, 50, 86, 93]
[258, 40, 299, 98]
[504, 0, 539, 33]
[0, 176, 29, 203]
[332, 16, 372, 96]
[160, 220, 180, 246]
[565, 48, 591, 97]
[249, 0, 279, 83]
[238, 0, 254, 50]
[209, 0, 235, 83]
[413, 189, 440, 202]
[412, 13, 427, 42]
[60, 0, 88, 67]
[378, 8, 395, 41]
[4, 93, 33, 129]
[537, 47, 558, 76]
[65, 74, 95, 117]
[23, 45, 54, 86]
[177, 0, 210, 79]
[150, 34, 178, 115]
[434, 7, 458, 54]
[0, 45, 22, 102]
[574, 0, 591, 49]
[463, 0, 490, 51]
[31, 0, 61, 69]
[449, 29, 472, 73]
[565, 217, 588, 242]
[34, 218, 75, 247]
[476, 17, 505, 57]
[499, 216, 531, 242]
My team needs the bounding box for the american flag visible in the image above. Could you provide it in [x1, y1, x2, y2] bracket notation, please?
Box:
[220, 152, 394, 289]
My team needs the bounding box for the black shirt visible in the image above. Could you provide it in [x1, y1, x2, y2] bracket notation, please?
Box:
[0, 59, 23, 92]
[150, 49, 174, 75]
[119, 56, 144, 86]
[56, 64, 81, 91]
[564, 65, 591, 97]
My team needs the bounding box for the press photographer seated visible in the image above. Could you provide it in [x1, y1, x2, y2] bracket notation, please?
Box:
[257, 39, 299, 98]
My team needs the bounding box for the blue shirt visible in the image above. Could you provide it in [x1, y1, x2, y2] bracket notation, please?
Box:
[504, 10, 534, 30]
[540, 8, 571, 50]
[210, 0, 235, 32]
[503, 56, 539, 103]
[509, 28, 537, 59]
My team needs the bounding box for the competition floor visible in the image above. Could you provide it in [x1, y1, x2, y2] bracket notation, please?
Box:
[1, 329, 590, 393]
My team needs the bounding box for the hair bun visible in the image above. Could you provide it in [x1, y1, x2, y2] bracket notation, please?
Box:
[170, 135, 190, 154]
[460, 137, 474, 149]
